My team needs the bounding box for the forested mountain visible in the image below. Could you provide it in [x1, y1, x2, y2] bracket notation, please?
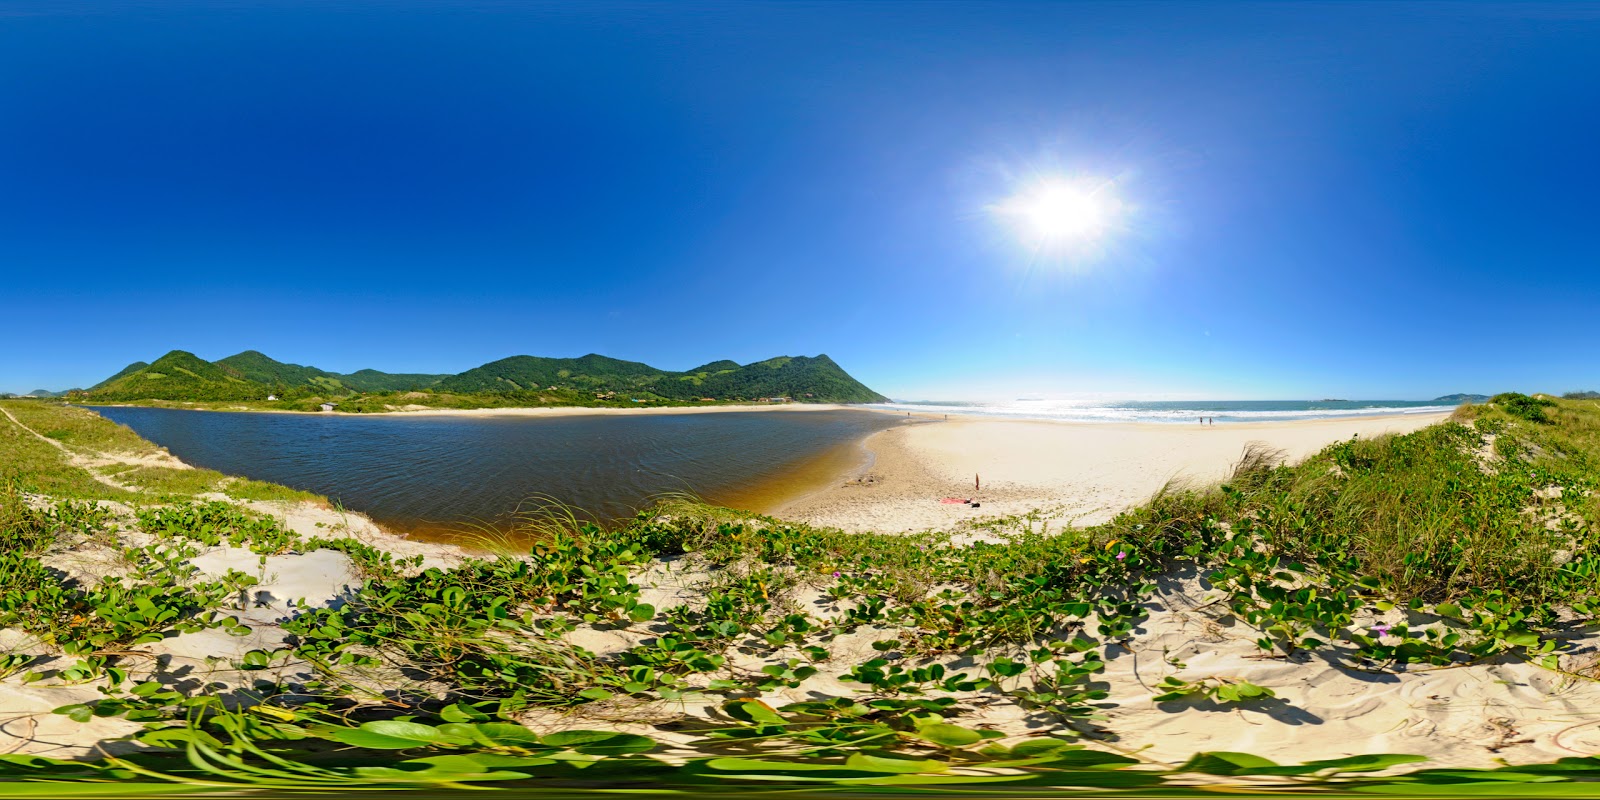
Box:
[337, 369, 451, 393]
[78, 350, 887, 404]
[89, 351, 262, 401]
[437, 354, 683, 394]
[216, 351, 347, 392]
[434, 353, 886, 402]
[215, 351, 448, 393]
[90, 361, 150, 390]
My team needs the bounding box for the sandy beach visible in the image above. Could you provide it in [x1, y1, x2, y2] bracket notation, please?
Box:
[781, 411, 1454, 533]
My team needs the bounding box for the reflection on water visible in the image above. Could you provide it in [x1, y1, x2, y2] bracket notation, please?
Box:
[90, 407, 897, 538]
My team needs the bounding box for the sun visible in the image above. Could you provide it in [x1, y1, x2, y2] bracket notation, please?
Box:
[1022, 183, 1103, 239]
[994, 177, 1122, 251]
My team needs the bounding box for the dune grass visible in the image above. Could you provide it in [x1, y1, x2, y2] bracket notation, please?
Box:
[0, 398, 322, 506]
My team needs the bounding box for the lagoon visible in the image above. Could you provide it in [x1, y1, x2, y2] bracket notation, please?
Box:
[90, 406, 898, 538]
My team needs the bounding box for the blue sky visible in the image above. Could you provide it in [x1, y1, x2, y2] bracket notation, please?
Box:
[3, 2, 1597, 399]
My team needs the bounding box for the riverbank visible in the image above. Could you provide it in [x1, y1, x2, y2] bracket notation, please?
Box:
[779, 411, 1454, 533]
[75, 399, 861, 418]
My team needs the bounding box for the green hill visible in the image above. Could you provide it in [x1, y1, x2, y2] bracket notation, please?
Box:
[436, 353, 886, 403]
[91, 361, 150, 390]
[217, 351, 348, 393]
[437, 354, 675, 394]
[1434, 393, 1491, 404]
[337, 369, 449, 393]
[90, 350, 263, 401]
[686, 359, 741, 374]
[215, 351, 447, 394]
[695, 355, 885, 402]
[81, 350, 886, 405]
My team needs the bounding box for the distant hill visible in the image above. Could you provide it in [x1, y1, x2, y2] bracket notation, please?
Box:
[1565, 390, 1600, 400]
[216, 351, 448, 394]
[1434, 393, 1491, 404]
[216, 351, 347, 391]
[437, 353, 886, 403]
[337, 369, 450, 393]
[90, 350, 262, 401]
[79, 350, 886, 405]
[26, 389, 63, 398]
[91, 361, 149, 390]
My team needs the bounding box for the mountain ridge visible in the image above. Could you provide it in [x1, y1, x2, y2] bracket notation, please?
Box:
[79, 350, 887, 405]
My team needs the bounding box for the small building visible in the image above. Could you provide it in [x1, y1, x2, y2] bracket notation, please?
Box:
[319, 403, 337, 412]
[267, 394, 278, 401]
[768, 397, 791, 404]
[700, 397, 716, 402]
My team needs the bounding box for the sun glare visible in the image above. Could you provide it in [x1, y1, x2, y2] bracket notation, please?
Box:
[993, 177, 1123, 254]
[1024, 183, 1102, 239]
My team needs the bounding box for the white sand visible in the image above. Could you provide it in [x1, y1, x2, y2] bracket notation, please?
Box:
[781, 412, 1454, 533]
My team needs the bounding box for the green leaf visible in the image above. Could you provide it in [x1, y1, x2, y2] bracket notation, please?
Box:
[321, 720, 445, 749]
[726, 699, 786, 725]
[915, 722, 984, 747]
[1179, 751, 1281, 775]
[439, 702, 490, 723]
[54, 705, 92, 724]
[437, 722, 543, 748]
[844, 753, 948, 774]
[542, 730, 656, 755]
[135, 727, 225, 750]
[1009, 738, 1078, 757]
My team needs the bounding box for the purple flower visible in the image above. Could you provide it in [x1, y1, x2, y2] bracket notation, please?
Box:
[1116, 551, 1126, 561]
[1371, 623, 1391, 638]
[832, 571, 840, 578]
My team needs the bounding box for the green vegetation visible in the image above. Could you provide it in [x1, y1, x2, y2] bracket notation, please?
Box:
[216, 350, 449, 394]
[8, 397, 1600, 794]
[73, 349, 888, 410]
[435, 352, 886, 402]
[88, 360, 150, 390]
[337, 367, 454, 392]
[0, 399, 321, 505]
[1490, 391, 1557, 423]
[87, 350, 262, 402]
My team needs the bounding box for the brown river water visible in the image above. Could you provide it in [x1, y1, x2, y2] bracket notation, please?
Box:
[90, 406, 898, 539]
